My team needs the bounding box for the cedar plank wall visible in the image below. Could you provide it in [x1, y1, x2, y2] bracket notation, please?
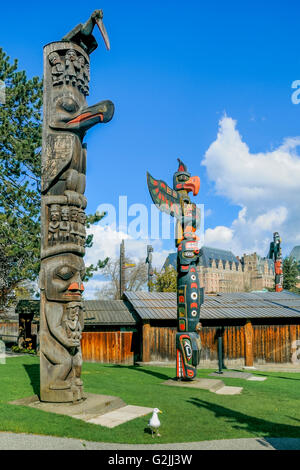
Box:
[81, 324, 300, 365]
[253, 325, 300, 364]
[142, 324, 300, 366]
[81, 332, 135, 365]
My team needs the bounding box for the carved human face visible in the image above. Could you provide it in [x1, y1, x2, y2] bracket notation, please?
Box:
[70, 208, 78, 222]
[66, 302, 81, 320]
[50, 205, 61, 221]
[78, 56, 85, 67]
[78, 210, 86, 224]
[61, 206, 70, 221]
[49, 52, 60, 65]
[66, 50, 77, 62]
[41, 254, 85, 302]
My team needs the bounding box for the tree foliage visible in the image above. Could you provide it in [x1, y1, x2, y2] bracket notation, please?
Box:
[0, 49, 108, 313]
[151, 265, 177, 292]
[96, 257, 148, 300]
[283, 256, 299, 291]
[0, 48, 42, 312]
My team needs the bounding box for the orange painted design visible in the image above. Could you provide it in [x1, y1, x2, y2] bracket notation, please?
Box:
[161, 182, 166, 189]
[155, 187, 159, 193]
[182, 176, 200, 196]
[181, 265, 189, 270]
[178, 244, 182, 251]
[153, 180, 158, 186]
[187, 370, 194, 377]
[179, 295, 185, 303]
[191, 268, 196, 272]
[68, 282, 84, 292]
[158, 193, 162, 200]
[191, 302, 197, 308]
[68, 112, 104, 125]
[184, 225, 194, 233]
[191, 283, 198, 288]
[275, 261, 282, 274]
[179, 323, 185, 331]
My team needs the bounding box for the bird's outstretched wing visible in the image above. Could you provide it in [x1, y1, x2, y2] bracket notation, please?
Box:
[147, 172, 181, 220]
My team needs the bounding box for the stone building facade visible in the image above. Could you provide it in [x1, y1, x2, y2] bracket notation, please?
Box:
[164, 247, 275, 294]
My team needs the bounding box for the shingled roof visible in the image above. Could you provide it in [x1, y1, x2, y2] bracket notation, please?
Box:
[15, 299, 137, 326]
[84, 300, 136, 325]
[123, 290, 300, 321]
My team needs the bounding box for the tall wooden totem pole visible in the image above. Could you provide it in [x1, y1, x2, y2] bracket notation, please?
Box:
[147, 160, 203, 380]
[268, 232, 283, 292]
[40, 10, 114, 402]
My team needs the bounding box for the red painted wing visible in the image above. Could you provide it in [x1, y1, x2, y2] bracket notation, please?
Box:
[147, 172, 181, 219]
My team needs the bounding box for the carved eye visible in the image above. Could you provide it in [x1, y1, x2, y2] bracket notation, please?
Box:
[56, 266, 74, 281]
[178, 175, 189, 182]
[57, 97, 79, 113]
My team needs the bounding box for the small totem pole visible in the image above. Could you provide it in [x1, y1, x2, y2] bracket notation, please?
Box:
[146, 245, 154, 292]
[147, 160, 203, 380]
[39, 10, 114, 402]
[268, 232, 283, 292]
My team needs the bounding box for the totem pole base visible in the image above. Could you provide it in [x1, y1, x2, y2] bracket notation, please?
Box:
[40, 386, 83, 404]
[10, 393, 126, 421]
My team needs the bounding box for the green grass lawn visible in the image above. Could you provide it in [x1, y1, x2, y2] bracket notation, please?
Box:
[0, 356, 300, 443]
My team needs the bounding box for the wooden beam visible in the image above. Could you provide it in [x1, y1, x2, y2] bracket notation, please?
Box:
[244, 320, 254, 367]
[142, 321, 151, 362]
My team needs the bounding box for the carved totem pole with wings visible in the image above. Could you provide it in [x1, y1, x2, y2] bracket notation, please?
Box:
[147, 160, 203, 379]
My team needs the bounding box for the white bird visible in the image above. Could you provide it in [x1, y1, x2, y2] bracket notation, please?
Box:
[148, 408, 162, 438]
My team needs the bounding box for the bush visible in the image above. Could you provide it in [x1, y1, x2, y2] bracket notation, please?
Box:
[11, 345, 36, 355]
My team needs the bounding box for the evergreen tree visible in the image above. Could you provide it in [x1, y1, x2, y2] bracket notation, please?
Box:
[0, 48, 42, 312]
[0, 49, 108, 313]
[152, 265, 177, 292]
[283, 256, 299, 291]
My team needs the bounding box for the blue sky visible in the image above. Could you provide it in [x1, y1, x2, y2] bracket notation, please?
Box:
[2, 0, 300, 296]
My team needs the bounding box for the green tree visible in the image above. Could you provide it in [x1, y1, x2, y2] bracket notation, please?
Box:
[283, 256, 299, 291]
[0, 49, 108, 314]
[0, 48, 42, 313]
[151, 265, 177, 292]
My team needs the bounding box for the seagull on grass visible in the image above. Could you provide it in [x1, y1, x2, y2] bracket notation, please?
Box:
[148, 408, 162, 438]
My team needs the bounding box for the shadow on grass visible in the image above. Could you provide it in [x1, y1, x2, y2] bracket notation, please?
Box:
[188, 397, 300, 441]
[23, 363, 40, 397]
[104, 364, 171, 381]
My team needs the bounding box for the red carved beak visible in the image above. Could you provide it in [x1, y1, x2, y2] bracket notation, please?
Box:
[176, 176, 200, 196]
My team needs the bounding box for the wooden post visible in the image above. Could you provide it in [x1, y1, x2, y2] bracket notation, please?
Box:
[142, 321, 151, 363]
[290, 325, 297, 364]
[244, 320, 254, 367]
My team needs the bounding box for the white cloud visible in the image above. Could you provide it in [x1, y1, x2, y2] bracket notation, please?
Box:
[202, 116, 300, 256]
[204, 226, 233, 247]
[84, 224, 173, 298]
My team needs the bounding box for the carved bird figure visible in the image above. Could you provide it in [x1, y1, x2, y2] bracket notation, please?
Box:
[148, 408, 162, 438]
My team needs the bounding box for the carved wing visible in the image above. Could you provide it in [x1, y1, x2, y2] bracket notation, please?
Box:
[42, 134, 77, 193]
[147, 172, 182, 220]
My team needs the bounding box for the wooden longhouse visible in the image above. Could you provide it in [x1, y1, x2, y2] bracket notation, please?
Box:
[9, 290, 300, 368]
